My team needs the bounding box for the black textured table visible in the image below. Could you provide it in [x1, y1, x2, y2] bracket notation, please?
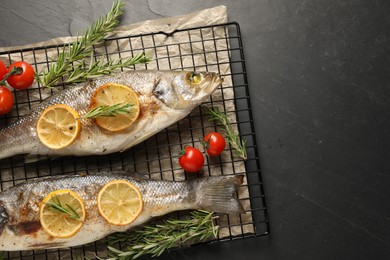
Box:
[1, 1, 390, 259]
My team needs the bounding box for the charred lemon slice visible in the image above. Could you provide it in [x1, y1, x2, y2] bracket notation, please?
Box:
[90, 83, 140, 132]
[36, 104, 80, 149]
[97, 180, 143, 226]
[39, 190, 86, 238]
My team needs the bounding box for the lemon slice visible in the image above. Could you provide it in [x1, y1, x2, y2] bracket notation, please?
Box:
[90, 83, 140, 132]
[39, 190, 86, 238]
[36, 104, 80, 149]
[97, 180, 143, 226]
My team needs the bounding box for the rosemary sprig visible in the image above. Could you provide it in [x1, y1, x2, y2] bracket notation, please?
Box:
[47, 197, 81, 220]
[65, 51, 153, 84]
[106, 210, 219, 259]
[82, 103, 133, 119]
[206, 107, 247, 160]
[38, 0, 125, 88]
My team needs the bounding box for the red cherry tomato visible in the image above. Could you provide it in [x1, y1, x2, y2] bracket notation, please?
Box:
[203, 132, 226, 156]
[6, 61, 35, 90]
[0, 61, 7, 81]
[179, 146, 204, 172]
[0, 86, 14, 115]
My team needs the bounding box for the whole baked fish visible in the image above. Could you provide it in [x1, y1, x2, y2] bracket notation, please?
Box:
[0, 173, 243, 251]
[0, 70, 222, 160]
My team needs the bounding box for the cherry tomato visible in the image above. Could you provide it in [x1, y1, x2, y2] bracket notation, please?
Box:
[179, 146, 204, 172]
[0, 61, 7, 81]
[6, 61, 35, 90]
[0, 86, 14, 115]
[203, 132, 226, 156]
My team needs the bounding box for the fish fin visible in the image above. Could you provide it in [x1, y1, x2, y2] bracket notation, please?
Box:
[194, 174, 245, 214]
[93, 169, 149, 180]
[120, 167, 149, 179]
[23, 154, 62, 164]
[129, 172, 150, 180]
[24, 154, 48, 164]
[0, 205, 8, 234]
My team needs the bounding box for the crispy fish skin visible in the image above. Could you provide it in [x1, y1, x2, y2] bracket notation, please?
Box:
[0, 70, 222, 160]
[0, 173, 244, 251]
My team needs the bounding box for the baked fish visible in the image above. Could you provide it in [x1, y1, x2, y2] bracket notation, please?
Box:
[0, 172, 244, 251]
[0, 70, 222, 160]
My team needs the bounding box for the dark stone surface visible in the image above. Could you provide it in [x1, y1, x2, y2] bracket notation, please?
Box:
[1, 0, 390, 259]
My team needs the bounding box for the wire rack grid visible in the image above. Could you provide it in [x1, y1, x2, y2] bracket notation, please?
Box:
[0, 22, 269, 259]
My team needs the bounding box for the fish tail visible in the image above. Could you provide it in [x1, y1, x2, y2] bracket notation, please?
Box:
[193, 175, 245, 214]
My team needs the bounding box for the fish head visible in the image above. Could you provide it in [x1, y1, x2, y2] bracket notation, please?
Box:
[153, 71, 223, 110]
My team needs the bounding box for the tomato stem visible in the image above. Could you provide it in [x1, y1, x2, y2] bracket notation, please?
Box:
[178, 149, 186, 158]
[0, 66, 22, 85]
[201, 137, 211, 149]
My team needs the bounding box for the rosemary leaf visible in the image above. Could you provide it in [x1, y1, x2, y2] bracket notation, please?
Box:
[206, 107, 247, 160]
[38, 0, 125, 88]
[65, 52, 153, 84]
[107, 210, 218, 259]
[47, 197, 81, 220]
[66, 203, 81, 219]
[82, 103, 133, 119]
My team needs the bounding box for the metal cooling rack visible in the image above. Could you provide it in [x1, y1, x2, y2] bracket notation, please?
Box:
[0, 22, 269, 259]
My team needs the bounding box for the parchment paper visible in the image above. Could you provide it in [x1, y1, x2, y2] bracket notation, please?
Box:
[0, 6, 255, 259]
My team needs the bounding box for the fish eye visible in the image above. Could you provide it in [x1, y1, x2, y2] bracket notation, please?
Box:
[186, 72, 202, 84]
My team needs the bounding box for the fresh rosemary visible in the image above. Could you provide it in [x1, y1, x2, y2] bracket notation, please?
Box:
[37, 0, 126, 88]
[82, 103, 133, 119]
[106, 210, 219, 259]
[206, 107, 247, 160]
[47, 197, 81, 220]
[65, 52, 152, 84]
